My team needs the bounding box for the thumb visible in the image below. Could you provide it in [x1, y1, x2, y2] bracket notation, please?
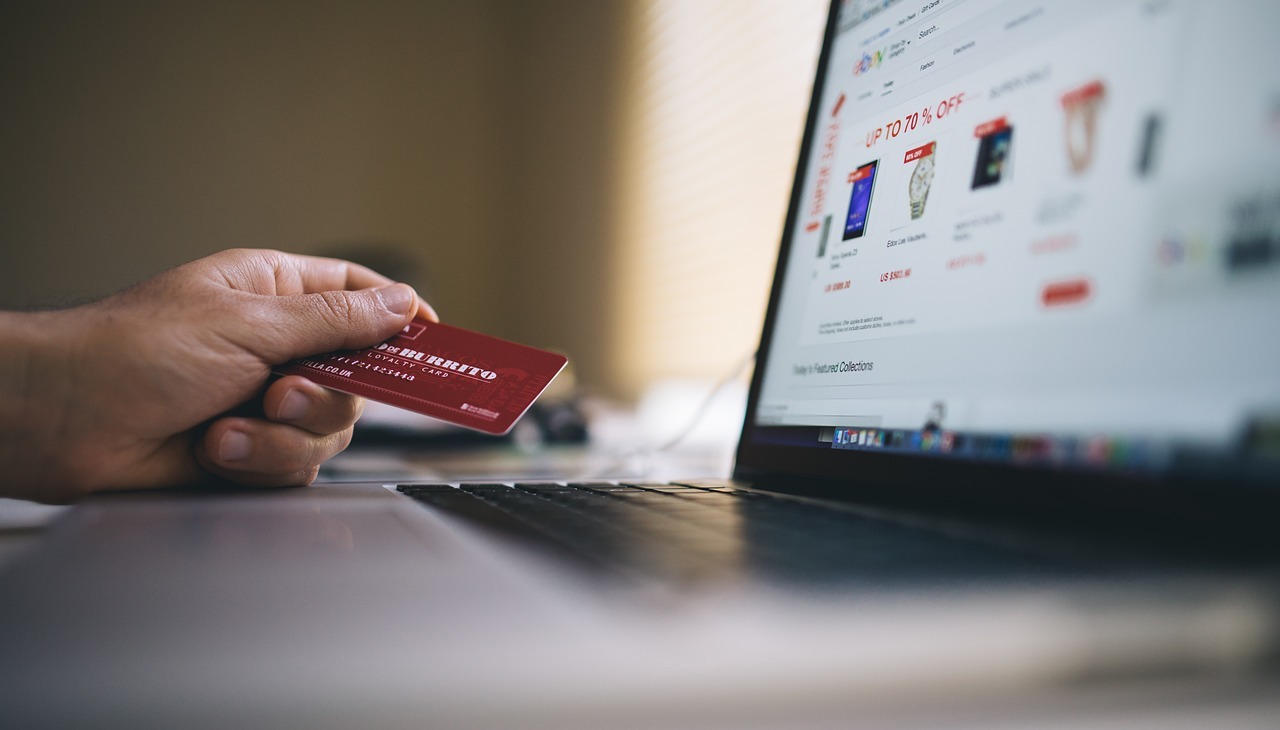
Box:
[255, 283, 420, 363]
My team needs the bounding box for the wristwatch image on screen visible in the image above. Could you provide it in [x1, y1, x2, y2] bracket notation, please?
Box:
[1062, 79, 1106, 175]
[908, 150, 935, 219]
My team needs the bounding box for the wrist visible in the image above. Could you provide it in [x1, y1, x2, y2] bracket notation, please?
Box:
[0, 310, 84, 501]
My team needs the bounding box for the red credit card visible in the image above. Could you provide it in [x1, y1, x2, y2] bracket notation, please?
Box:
[274, 319, 568, 435]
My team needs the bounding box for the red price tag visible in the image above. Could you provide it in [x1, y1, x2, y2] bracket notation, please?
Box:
[903, 142, 936, 163]
[1060, 80, 1105, 108]
[973, 117, 1008, 138]
[848, 167, 873, 183]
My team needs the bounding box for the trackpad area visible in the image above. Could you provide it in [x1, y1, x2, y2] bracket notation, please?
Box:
[0, 486, 587, 721]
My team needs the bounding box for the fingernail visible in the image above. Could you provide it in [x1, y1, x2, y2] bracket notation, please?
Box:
[377, 284, 415, 317]
[418, 298, 440, 322]
[220, 430, 252, 463]
[278, 389, 309, 421]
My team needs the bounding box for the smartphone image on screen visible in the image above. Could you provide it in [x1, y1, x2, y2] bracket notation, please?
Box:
[817, 214, 832, 258]
[971, 126, 1013, 189]
[842, 160, 879, 240]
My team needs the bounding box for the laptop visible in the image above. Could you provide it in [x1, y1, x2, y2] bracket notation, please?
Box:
[2, 1, 1279, 727]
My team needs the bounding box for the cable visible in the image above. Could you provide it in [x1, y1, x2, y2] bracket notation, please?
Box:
[578, 349, 757, 480]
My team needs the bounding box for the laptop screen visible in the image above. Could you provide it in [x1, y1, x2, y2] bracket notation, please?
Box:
[747, 0, 1280, 484]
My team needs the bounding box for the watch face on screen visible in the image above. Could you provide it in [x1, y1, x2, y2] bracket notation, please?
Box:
[907, 142, 936, 219]
[843, 160, 879, 240]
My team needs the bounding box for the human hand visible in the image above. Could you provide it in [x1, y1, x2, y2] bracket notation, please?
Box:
[0, 249, 435, 502]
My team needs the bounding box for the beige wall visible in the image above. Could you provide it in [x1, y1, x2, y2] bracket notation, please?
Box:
[0, 0, 627, 394]
[492, 1, 626, 396]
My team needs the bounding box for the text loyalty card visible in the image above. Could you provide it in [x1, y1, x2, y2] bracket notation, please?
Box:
[275, 319, 568, 435]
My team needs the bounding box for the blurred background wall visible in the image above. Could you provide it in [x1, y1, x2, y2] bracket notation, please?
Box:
[0, 0, 825, 402]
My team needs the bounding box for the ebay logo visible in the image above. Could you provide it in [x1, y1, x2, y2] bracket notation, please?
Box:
[853, 49, 885, 76]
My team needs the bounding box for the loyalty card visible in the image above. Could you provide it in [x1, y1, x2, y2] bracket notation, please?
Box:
[275, 319, 568, 435]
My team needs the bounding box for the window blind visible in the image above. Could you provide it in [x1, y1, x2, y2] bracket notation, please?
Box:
[613, 0, 829, 395]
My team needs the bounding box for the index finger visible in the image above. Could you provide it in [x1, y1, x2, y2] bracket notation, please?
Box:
[279, 253, 439, 322]
[201, 249, 395, 296]
[283, 253, 395, 294]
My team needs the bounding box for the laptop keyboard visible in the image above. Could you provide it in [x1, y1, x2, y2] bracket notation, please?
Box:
[398, 482, 1062, 586]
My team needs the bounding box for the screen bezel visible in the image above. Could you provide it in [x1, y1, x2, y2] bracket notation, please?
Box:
[731, 0, 1279, 517]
